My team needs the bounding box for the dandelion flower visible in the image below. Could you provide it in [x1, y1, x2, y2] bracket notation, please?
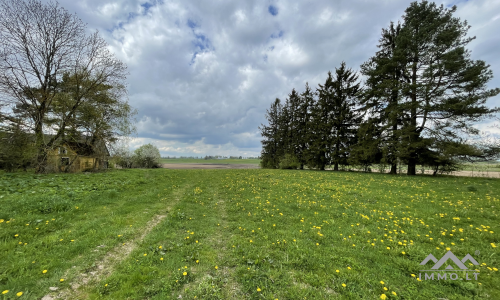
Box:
[16, 292, 23, 297]
[380, 281, 385, 284]
[143, 254, 147, 256]
[380, 295, 387, 300]
[160, 258, 163, 261]
[342, 283, 346, 287]
[402, 251, 406, 255]
[183, 272, 187, 276]
[257, 287, 261, 292]
[215, 266, 218, 270]
[60, 279, 64, 282]
[492, 243, 497, 248]
[2, 290, 8, 295]
[336, 270, 339, 273]
[383, 287, 388, 291]
[42, 270, 47, 274]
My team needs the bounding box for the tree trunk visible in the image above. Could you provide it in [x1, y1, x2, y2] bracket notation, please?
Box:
[407, 51, 418, 176]
[390, 164, 397, 174]
[334, 162, 339, 171]
[407, 158, 416, 176]
[34, 118, 47, 174]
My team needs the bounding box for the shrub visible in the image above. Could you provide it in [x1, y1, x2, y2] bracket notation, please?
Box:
[133, 144, 161, 168]
[279, 154, 300, 169]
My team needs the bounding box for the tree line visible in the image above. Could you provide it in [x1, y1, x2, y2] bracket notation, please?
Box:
[260, 1, 500, 175]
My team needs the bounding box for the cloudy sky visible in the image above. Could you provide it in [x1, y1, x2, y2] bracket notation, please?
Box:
[45, 0, 500, 157]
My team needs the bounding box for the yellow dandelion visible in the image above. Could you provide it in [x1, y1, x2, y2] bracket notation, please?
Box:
[215, 266, 218, 270]
[143, 253, 147, 256]
[257, 287, 261, 292]
[336, 270, 340, 273]
[342, 283, 346, 287]
[2, 290, 8, 295]
[183, 272, 187, 276]
[392, 291, 397, 296]
[42, 270, 47, 274]
[492, 243, 497, 248]
[380, 281, 385, 284]
[60, 279, 64, 282]
[380, 294, 387, 300]
[160, 258, 163, 261]
[16, 292, 23, 297]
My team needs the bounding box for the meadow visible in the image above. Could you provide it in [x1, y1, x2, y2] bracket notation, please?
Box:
[0, 169, 499, 299]
[159, 158, 261, 165]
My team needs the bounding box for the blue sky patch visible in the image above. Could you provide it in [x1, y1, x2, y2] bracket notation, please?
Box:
[271, 30, 283, 39]
[141, 2, 154, 14]
[187, 19, 198, 29]
[268, 5, 278, 16]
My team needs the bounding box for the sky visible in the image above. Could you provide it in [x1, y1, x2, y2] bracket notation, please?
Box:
[43, 0, 500, 157]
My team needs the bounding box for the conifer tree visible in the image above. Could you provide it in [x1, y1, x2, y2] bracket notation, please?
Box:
[309, 63, 363, 170]
[259, 98, 282, 168]
[361, 22, 404, 174]
[362, 1, 499, 175]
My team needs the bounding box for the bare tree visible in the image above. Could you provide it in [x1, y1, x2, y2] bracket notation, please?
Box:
[0, 0, 128, 173]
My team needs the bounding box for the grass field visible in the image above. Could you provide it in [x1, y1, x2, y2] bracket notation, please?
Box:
[159, 158, 261, 165]
[0, 169, 499, 299]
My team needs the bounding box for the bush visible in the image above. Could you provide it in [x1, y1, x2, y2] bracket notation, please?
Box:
[133, 143, 161, 168]
[279, 154, 300, 169]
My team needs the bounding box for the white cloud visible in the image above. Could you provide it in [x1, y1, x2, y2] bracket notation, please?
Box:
[41, 0, 500, 156]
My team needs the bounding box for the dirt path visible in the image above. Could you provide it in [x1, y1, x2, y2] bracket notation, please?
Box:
[162, 163, 259, 169]
[42, 184, 190, 300]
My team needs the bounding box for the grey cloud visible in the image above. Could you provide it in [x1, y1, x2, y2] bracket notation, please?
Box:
[39, 0, 499, 157]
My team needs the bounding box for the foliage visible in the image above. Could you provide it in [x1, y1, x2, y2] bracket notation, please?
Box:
[361, 1, 500, 175]
[0, 0, 130, 173]
[0, 124, 36, 171]
[133, 144, 161, 168]
[278, 153, 300, 169]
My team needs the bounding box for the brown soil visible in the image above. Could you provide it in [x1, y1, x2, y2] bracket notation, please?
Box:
[162, 163, 259, 169]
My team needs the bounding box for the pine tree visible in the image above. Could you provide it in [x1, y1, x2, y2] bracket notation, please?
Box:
[361, 22, 404, 174]
[259, 98, 282, 168]
[296, 83, 315, 169]
[362, 1, 499, 175]
[309, 63, 363, 171]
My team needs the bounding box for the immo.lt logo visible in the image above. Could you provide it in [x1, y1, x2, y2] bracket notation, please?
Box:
[419, 250, 480, 281]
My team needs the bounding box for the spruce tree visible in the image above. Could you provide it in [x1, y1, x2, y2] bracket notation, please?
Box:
[310, 63, 363, 171]
[361, 22, 404, 174]
[362, 1, 499, 175]
[259, 98, 282, 169]
[296, 83, 315, 169]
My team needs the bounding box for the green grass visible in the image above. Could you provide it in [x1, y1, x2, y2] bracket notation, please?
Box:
[159, 158, 261, 165]
[0, 169, 499, 299]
